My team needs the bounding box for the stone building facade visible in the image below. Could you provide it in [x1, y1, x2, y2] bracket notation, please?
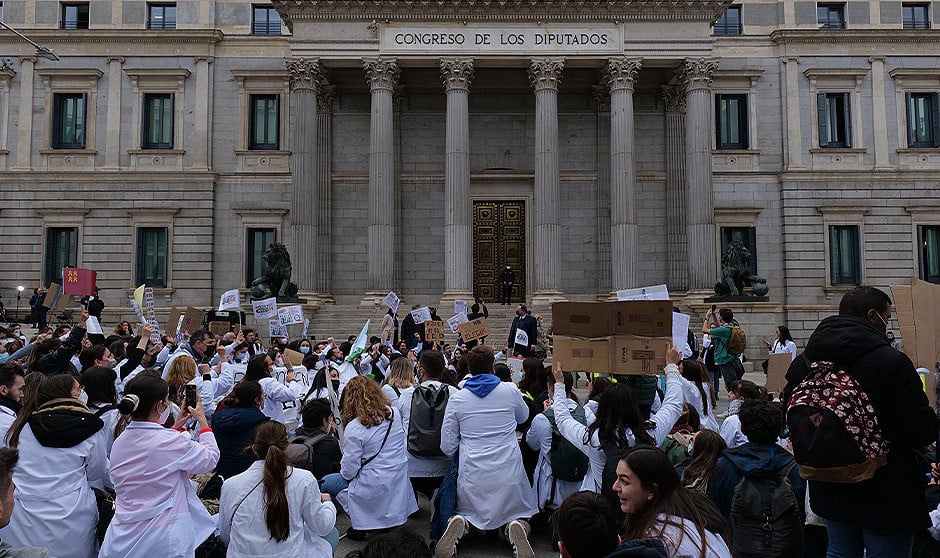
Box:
[0, 0, 938, 345]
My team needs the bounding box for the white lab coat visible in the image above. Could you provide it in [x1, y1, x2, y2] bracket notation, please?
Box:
[654, 513, 733, 558]
[719, 414, 747, 449]
[552, 365, 685, 493]
[259, 376, 298, 424]
[0, 405, 15, 448]
[440, 381, 538, 530]
[339, 407, 417, 530]
[678, 376, 720, 433]
[334, 361, 359, 395]
[0, 423, 109, 558]
[99, 422, 219, 558]
[395, 381, 459, 478]
[219, 461, 336, 558]
[526, 398, 596, 511]
[88, 403, 120, 457]
[769, 339, 798, 361]
[381, 384, 403, 408]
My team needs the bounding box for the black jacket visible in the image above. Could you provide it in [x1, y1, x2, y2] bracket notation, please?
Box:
[782, 314, 937, 531]
[211, 406, 269, 479]
[33, 325, 85, 376]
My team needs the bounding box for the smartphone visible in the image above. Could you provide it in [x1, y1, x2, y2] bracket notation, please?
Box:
[710, 304, 717, 313]
[185, 384, 197, 410]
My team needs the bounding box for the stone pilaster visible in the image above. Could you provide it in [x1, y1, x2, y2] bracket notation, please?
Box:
[605, 57, 641, 294]
[529, 57, 566, 304]
[362, 57, 400, 304]
[440, 58, 475, 305]
[191, 56, 212, 171]
[103, 57, 124, 170]
[286, 57, 323, 293]
[870, 56, 890, 170]
[783, 57, 803, 169]
[678, 58, 718, 292]
[663, 85, 688, 292]
[14, 57, 35, 171]
[315, 83, 336, 299]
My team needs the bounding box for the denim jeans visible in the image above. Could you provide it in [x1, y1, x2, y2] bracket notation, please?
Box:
[826, 519, 913, 558]
[320, 472, 348, 503]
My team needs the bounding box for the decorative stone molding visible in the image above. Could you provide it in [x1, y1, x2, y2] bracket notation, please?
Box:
[0, 60, 15, 77]
[528, 58, 564, 91]
[317, 83, 337, 112]
[661, 85, 686, 113]
[604, 57, 641, 93]
[363, 58, 400, 92]
[440, 58, 475, 91]
[286, 58, 322, 92]
[677, 58, 718, 93]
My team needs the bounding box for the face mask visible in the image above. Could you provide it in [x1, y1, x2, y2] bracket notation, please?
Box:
[158, 402, 171, 424]
[874, 312, 890, 336]
[78, 390, 88, 405]
[108, 358, 117, 369]
[300, 346, 310, 354]
[331, 379, 340, 390]
[236, 352, 248, 363]
[0, 354, 9, 364]
[275, 357, 284, 368]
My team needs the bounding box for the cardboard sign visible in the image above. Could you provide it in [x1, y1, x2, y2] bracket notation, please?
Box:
[411, 306, 432, 324]
[219, 289, 241, 311]
[454, 299, 468, 314]
[552, 302, 610, 338]
[277, 305, 304, 326]
[610, 335, 668, 375]
[765, 353, 792, 395]
[457, 317, 489, 341]
[425, 320, 446, 342]
[41, 283, 60, 309]
[384, 291, 400, 314]
[615, 284, 670, 301]
[447, 312, 469, 333]
[208, 321, 231, 337]
[553, 336, 611, 372]
[252, 297, 278, 320]
[283, 348, 306, 368]
[269, 319, 288, 338]
[609, 301, 672, 337]
[180, 306, 206, 335]
[165, 307, 183, 335]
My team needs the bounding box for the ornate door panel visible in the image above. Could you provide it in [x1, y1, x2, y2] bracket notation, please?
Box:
[473, 201, 525, 302]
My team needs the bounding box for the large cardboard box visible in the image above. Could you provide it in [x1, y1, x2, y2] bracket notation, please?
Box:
[609, 300, 672, 337]
[552, 335, 611, 373]
[552, 302, 609, 338]
[610, 335, 669, 375]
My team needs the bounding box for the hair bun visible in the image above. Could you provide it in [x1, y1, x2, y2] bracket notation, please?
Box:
[119, 393, 140, 414]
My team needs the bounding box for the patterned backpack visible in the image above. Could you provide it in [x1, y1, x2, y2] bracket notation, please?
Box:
[786, 359, 889, 483]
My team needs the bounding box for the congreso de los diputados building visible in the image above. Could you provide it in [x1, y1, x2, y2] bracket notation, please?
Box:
[1, 0, 939, 346]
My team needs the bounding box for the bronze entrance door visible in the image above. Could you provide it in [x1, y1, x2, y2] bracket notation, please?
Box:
[472, 201, 525, 303]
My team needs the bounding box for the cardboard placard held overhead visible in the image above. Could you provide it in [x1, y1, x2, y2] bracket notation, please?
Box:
[552, 302, 610, 338]
[208, 321, 231, 337]
[41, 283, 59, 309]
[425, 320, 446, 342]
[553, 335, 611, 372]
[283, 348, 306, 368]
[765, 353, 792, 395]
[893, 280, 940, 408]
[457, 317, 489, 341]
[166, 307, 183, 335]
[179, 306, 206, 335]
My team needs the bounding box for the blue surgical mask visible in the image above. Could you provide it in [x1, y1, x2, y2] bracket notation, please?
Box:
[236, 352, 248, 363]
[0, 354, 9, 364]
[300, 346, 310, 354]
[874, 312, 890, 336]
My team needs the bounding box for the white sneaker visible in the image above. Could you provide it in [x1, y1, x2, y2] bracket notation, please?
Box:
[506, 519, 534, 558]
[435, 514, 469, 558]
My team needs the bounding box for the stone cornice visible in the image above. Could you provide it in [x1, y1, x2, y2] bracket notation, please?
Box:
[12, 29, 224, 46]
[771, 29, 940, 45]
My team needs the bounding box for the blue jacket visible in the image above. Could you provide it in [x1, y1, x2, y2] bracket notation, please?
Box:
[707, 442, 806, 525]
[211, 406, 269, 479]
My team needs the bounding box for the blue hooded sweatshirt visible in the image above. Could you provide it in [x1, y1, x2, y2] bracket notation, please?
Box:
[464, 373, 501, 398]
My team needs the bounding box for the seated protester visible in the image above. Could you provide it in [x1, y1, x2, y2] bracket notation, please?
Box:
[382, 357, 416, 408]
[212, 381, 269, 479]
[243, 353, 298, 424]
[0, 373, 108, 558]
[493, 362, 513, 382]
[344, 527, 432, 558]
[677, 430, 726, 494]
[302, 365, 335, 405]
[614, 446, 732, 558]
[0, 364, 25, 448]
[99, 372, 219, 557]
[556, 491, 667, 558]
[338, 376, 417, 541]
[80, 366, 121, 456]
[584, 376, 614, 415]
[289, 399, 342, 481]
[707, 400, 805, 558]
[28, 310, 89, 375]
[395, 350, 458, 501]
[0, 447, 52, 557]
[219, 421, 338, 556]
[678, 360, 719, 433]
[717, 380, 765, 449]
[526, 370, 595, 514]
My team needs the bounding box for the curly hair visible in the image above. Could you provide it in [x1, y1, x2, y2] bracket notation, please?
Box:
[341, 376, 392, 428]
[165, 355, 197, 406]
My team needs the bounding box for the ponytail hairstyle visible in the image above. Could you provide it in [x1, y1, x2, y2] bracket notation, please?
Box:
[114, 370, 169, 439]
[680, 359, 713, 416]
[220, 381, 263, 409]
[253, 421, 291, 542]
[6, 373, 75, 447]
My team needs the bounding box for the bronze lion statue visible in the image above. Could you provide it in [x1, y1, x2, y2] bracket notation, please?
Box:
[250, 242, 298, 299]
[714, 241, 768, 297]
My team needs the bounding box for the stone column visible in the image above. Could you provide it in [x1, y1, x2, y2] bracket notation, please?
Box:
[103, 57, 124, 170]
[592, 85, 612, 298]
[191, 56, 212, 170]
[605, 57, 641, 294]
[440, 58, 475, 305]
[363, 58, 400, 303]
[286, 57, 322, 294]
[678, 58, 719, 292]
[528, 57, 565, 304]
[662, 85, 688, 291]
[13, 57, 35, 171]
[315, 83, 336, 298]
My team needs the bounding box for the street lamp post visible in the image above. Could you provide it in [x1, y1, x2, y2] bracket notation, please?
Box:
[0, 20, 60, 61]
[15, 286, 24, 323]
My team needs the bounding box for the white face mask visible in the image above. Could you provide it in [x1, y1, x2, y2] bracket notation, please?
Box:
[78, 390, 88, 405]
[108, 358, 117, 369]
[158, 402, 171, 424]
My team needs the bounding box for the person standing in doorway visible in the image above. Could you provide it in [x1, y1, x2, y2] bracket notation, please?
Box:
[500, 265, 516, 305]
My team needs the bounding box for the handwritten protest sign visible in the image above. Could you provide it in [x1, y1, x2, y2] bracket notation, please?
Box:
[208, 321, 230, 337]
[166, 307, 182, 335]
[411, 306, 432, 324]
[447, 312, 469, 333]
[252, 297, 278, 320]
[277, 305, 304, 326]
[425, 320, 446, 342]
[457, 317, 489, 341]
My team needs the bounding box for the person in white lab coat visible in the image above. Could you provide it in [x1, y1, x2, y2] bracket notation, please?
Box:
[339, 375, 417, 541]
[0, 373, 109, 558]
[244, 354, 298, 424]
[438, 345, 538, 558]
[80, 366, 121, 456]
[0, 365, 25, 448]
[678, 359, 719, 433]
[381, 357, 416, 408]
[219, 421, 338, 557]
[98, 372, 219, 558]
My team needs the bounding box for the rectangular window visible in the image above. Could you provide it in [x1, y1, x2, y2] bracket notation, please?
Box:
[136, 227, 168, 287]
[816, 92, 852, 148]
[713, 5, 742, 35]
[720, 227, 758, 277]
[906, 92, 940, 148]
[51, 93, 86, 149]
[147, 3, 176, 29]
[60, 3, 89, 29]
[903, 3, 930, 28]
[44, 227, 78, 286]
[246, 228, 276, 286]
[248, 94, 279, 150]
[252, 6, 281, 35]
[817, 3, 846, 29]
[715, 94, 749, 149]
[919, 226, 940, 284]
[142, 93, 174, 149]
[829, 225, 861, 285]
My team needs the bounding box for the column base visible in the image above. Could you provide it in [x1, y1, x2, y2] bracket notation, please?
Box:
[295, 291, 332, 309]
[530, 290, 567, 308]
[360, 291, 392, 307]
[439, 291, 474, 311]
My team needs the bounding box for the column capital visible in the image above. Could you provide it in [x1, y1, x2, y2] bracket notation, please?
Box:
[318, 83, 337, 112]
[193, 56, 214, 65]
[18, 56, 37, 65]
[286, 57, 323, 92]
[677, 57, 718, 93]
[440, 57, 475, 92]
[106, 56, 125, 64]
[363, 57, 400, 92]
[528, 57, 564, 92]
[661, 85, 686, 113]
[604, 57, 641, 93]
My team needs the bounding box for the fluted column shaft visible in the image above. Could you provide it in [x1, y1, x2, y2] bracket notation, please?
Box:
[679, 58, 719, 291]
[441, 58, 474, 296]
[606, 58, 641, 292]
[663, 86, 688, 291]
[286, 58, 322, 292]
[529, 58, 564, 298]
[316, 84, 336, 296]
[364, 58, 400, 294]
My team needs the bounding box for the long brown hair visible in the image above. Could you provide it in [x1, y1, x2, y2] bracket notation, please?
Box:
[680, 430, 727, 493]
[165, 356, 197, 405]
[253, 421, 291, 542]
[341, 376, 392, 427]
[6, 373, 77, 448]
[680, 360, 714, 415]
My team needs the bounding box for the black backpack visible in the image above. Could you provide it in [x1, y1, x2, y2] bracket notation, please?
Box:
[600, 444, 627, 522]
[730, 459, 803, 558]
[407, 383, 450, 458]
[286, 432, 329, 471]
[543, 406, 589, 483]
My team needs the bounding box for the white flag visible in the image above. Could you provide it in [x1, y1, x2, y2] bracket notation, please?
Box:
[219, 289, 241, 311]
[277, 305, 304, 326]
[347, 320, 371, 362]
[411, 306, 432, 324]
[252, 297, 278, 320]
